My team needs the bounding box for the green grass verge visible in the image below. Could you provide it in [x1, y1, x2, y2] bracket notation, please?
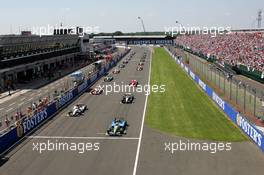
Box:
[146, 48, 247, 141]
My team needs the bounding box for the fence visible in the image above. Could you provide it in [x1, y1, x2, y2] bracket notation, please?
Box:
[165, 47, 264, 152]
[176, 45, 264, 84]
[168, 46, 264, 122]
[187, 53, 264, 121]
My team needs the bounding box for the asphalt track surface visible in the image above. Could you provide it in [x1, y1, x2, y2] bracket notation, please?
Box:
[0, 50, 122, 132]
[0, 46, 151, 175]
[0, 63, 94, 112]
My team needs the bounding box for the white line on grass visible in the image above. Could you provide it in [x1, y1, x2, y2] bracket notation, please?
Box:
[27, 136, 139, 140]
[132, 47, 152, 175]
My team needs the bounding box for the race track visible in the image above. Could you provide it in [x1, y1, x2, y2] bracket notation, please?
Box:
[1, 46, 263, 175]
[0, 46, 151, 175]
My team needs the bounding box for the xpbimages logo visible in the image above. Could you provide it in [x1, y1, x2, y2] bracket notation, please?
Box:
[96, 82, 166, 95]
[164, 25, 232, 37]
[29, 24, 100, 37]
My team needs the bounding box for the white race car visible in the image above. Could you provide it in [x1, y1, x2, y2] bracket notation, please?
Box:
[67, 104, 87, 117]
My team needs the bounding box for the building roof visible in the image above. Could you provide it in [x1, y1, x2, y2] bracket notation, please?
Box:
[94, 35, 170, 39]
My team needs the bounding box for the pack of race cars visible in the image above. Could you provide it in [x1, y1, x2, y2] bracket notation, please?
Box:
[137, 51, 146, 71]
[68, 50, 147, 136]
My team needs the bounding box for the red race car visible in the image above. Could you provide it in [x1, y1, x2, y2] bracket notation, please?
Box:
[129, 80, 138, 87]
[90, 87, 103, 95]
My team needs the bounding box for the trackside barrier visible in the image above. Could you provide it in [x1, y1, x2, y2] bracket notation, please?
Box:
[0, 49, 130, 154]
[165, 47, 264, 152]
[105, 63, 110, 72]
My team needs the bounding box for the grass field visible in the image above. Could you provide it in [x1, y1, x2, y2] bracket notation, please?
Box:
[146, 48, 247, 141]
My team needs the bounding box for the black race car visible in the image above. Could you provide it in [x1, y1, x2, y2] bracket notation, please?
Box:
[121, 93, 134, 104]
[138, 62, 144, 66]
[123, 60, 129, 64]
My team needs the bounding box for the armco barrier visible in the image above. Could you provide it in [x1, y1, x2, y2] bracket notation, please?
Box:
[0, 48, 130, 155]
[165, 47, 264, 152]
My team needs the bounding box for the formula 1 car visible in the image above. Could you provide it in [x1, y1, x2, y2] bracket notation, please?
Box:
[129, 79, 138, 87]
[104, 75, 113, 82]
[121, 93, 134, 104]
[106, 118, 128, 136]
[138, 62, 144, 66]
[118, 64, 125, 68]
[67, 104, 87, 117]
[137, 66, 143, 71]
[123, 60, 129, 64]
[112, 69, 120, 74]
[90, 86, 103, 95]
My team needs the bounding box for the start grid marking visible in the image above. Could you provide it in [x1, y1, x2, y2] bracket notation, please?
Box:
[27, 136, 139, 140]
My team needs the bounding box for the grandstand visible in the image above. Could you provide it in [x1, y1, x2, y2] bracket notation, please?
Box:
[175, 31, 264, 83]
[93, 35, 174, 45]
[0, 32, 85, 90]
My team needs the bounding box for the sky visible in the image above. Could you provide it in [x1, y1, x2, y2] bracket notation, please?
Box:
[0, 0, 263, 35]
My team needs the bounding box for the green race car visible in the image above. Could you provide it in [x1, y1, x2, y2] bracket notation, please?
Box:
[104, 76, 114, 82]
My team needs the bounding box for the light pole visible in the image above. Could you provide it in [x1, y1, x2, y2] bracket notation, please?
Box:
[138, 16, 146, 33]
[176, 20, 185, 34]
[176, 21, 184, 27]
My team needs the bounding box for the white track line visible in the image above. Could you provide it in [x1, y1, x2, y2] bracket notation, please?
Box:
[18, 102, 24, 106]
[20, 97, 26, 101]
[27, 136, 139, 140]
[132, 47, 152, 175]
[8, 102, 15, 107]
[6, 108, 14, 112]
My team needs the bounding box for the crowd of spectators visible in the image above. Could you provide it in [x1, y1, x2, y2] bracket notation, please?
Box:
[0, 95, 51, 130]
[176, 32, 264, 74]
